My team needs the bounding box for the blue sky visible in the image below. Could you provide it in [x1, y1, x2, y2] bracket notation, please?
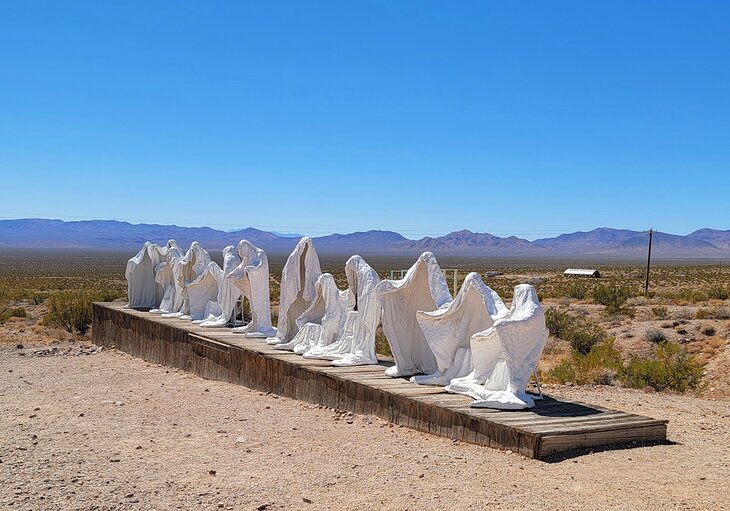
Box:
[1, 1, 728, 239]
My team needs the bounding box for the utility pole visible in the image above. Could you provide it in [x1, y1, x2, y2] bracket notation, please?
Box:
[644, 228, 654, 295]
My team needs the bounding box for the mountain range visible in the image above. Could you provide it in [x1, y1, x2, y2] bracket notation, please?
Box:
[1, 219, 729, 259]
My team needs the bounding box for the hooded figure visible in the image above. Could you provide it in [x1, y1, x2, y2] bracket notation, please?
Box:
[201, 240, 275, 337]
[150, 240, 184, 314]
[274, 273, 348, 353]
[266, 237, 322, 345]
[374, 252, 452, 377]
[186, 245, 242, 322]
[125, 241, 170, 309]
[161, 241, 210, 318]
[445, 284, 549, 410]
[303, 255, 382, 366]
[411, 272, 509, 386]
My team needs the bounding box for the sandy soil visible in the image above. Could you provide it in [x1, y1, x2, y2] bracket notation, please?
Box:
[1, 340, 729, 511]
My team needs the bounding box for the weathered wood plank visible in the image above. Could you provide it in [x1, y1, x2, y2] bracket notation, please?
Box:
[538, 424, 668, 458]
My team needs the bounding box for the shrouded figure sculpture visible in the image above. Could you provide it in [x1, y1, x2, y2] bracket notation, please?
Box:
[150, 240, 184, 314]
[126, 240, 174, 309]
[202, 240, 276, 337]
[445, 284, 549, 410]
[304, 255, 382, 366]
[161, 241, 211, 318]
[186, 245, 242, 322]
[412, 272, 509, 386]
[274, 273, 347, 353]
[266, 237, 322, 345]
[375, 252, 452, 377]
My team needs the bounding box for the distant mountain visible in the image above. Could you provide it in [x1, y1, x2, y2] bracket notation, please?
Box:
[394, 230, 548, 255]
[314, 230, 408, 253]
[534, 227, 638, 250]
[688, 228, 730, 250]
[1, 219, 729, 259]
[534, 227, 725, 258]
[0, 219, 297, 252]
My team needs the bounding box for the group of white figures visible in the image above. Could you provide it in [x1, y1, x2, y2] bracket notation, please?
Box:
[126, 237, 549, 410]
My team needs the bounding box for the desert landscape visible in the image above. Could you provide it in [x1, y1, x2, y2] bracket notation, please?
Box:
[1, 250, 729, 509]
[3, 2, 730, 507]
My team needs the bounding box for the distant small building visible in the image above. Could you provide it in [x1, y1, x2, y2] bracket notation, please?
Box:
[564, 268, 601, 278]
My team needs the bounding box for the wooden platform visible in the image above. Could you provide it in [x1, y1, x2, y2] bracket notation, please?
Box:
[92, 302, 668, 460]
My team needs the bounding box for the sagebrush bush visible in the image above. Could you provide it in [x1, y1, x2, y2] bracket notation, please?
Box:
[0, 306, 27, 324]
[544, 307, 572, 339]
[563, 280, 589, 300]
[31, 292, 49, 305]
[544, 307, 607, 355]
[644, 328, 667, 344]
[375, 326, 391, 357]
[663, 288, 707, 304]
[547, 339, 704, 393]
[43, 290, 122, 335]
[592, 283, 636, 315]
[651, 306, 669, 319]
[696, 306, 730, 320]
[620, 342, 703, 392]
[546, 338, 623, 385]
[706, 285, 730, 301]
[567, 321, 607, 355]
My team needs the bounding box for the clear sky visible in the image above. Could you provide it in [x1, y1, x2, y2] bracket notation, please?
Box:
[1, 1, 728, 239]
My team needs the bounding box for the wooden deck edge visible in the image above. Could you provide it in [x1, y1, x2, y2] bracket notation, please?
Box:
[537, 423, 668, 458]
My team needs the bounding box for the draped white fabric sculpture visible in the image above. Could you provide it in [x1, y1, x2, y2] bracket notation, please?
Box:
[304, 255, 382, 366]
[197, 242, 244, 328]
[375, 252, 453, 377]
[161, 242, 211, 318]
[411, 272, 509, 386]
[274, 273, 348, 353]
[186, 245, 242, 322]
[266, 237, 322, 345]
[126, 241, 172, 309]
[150, 240, 184, 314]
[202, 240, 276, 337]
[445, 284, 549, 410]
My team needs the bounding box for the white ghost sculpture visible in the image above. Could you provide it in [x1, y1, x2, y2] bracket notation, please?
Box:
[150, 240, 184, 314]
[304, 255, 382, 366]
[266, 237, 322, 345]
[375, 252, 453, 377]
[125, 241, 172, 309]
[275, 273, 348, 353]
[186, 245, 242, 323]
[161, 241, 211, 319]
[445, 284, 549, 410]
[202, 240, 276, 337]
[411, 272, 509, 386]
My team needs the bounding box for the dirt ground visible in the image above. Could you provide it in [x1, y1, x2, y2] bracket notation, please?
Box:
[1, 340, 728, 511]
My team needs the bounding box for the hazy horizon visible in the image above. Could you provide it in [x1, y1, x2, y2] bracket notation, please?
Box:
[2, 216, 728, 242]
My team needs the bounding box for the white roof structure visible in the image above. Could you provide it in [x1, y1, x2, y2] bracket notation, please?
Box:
[564, 268, 600, 277]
